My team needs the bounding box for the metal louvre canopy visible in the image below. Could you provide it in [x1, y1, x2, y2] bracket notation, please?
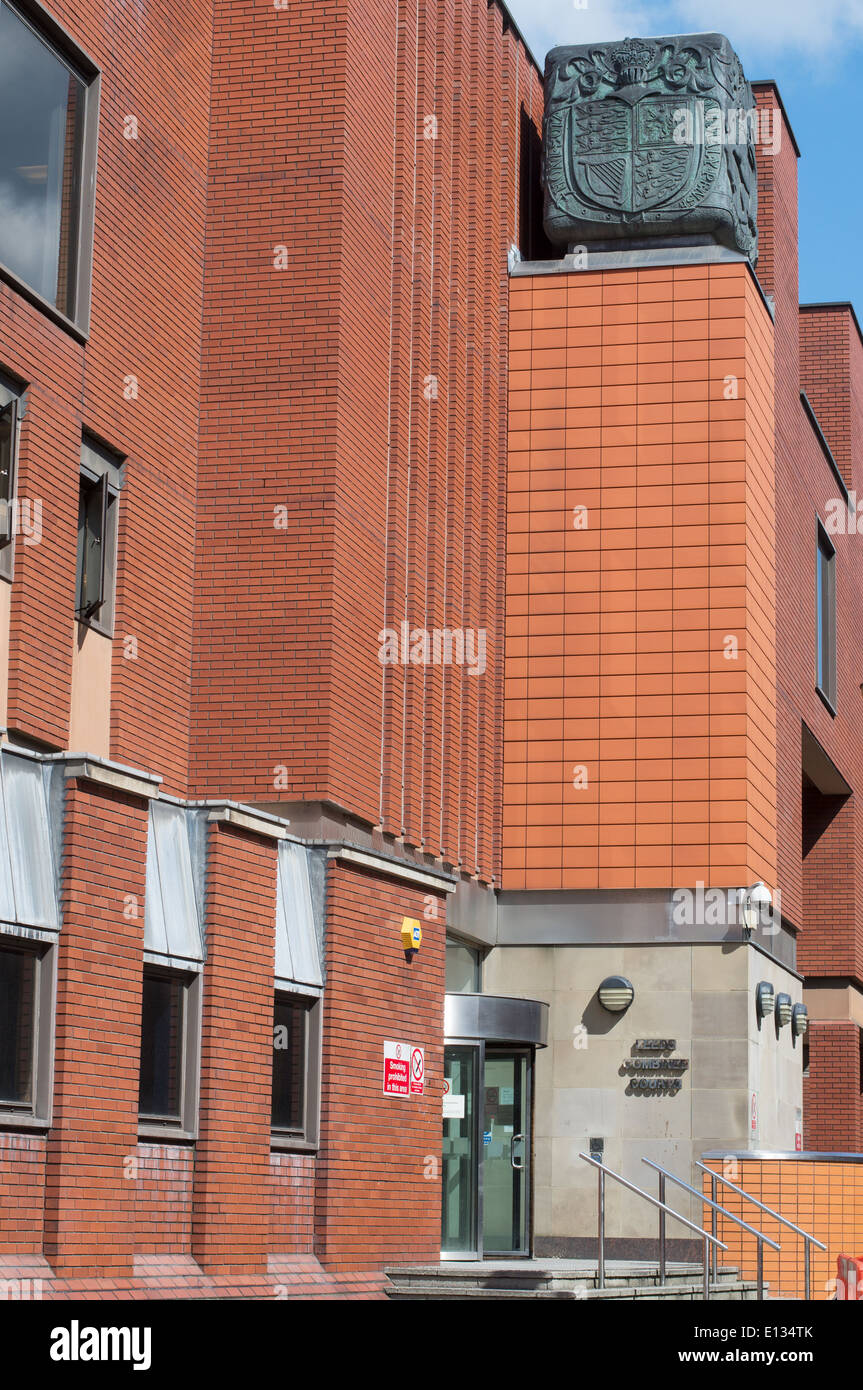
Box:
[275, 839, 322, 994]
[0, 749, 59, 930]
[144, 800, 203, 963]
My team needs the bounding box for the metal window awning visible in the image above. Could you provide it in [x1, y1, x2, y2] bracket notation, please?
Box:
[275, 839, 322, 994]
[144, 800, 203, 964]
[0, 750, 59, 930]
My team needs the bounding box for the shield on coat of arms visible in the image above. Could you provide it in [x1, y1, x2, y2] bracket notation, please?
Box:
[565, 94, 716, 216]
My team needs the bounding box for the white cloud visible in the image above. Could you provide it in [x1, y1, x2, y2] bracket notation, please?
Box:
[507, 0, 863, 64]
[512, 0, 654, 63]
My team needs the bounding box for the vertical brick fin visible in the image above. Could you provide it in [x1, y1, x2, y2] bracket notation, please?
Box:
[190, 0, 541, 885]
[191, 823, 277, 1275]
[192, 0, 345, 810]
[44, 779, 148, 1273]
[315, 861, 445, 1270]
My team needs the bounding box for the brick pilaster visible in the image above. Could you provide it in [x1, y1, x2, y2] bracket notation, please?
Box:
[43, 778, 148, 1273]
[190, 822, 276, 1274]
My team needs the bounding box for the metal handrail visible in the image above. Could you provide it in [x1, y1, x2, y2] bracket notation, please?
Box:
[579, 1152, 727, 1300]
[696, 1161, 827, 1301]
[642, 1158, 779, 1301]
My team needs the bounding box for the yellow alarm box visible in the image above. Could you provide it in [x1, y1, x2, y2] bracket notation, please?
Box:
[400, 916, 422, 951]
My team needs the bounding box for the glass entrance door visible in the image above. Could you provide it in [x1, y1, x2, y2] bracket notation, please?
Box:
[441, 1044, 479, 1257]
[482, 1049, 530, 1255]
[441, 1043, 531, 1258]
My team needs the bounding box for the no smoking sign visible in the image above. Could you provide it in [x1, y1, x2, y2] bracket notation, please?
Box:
[383, 1040, 425, 1097]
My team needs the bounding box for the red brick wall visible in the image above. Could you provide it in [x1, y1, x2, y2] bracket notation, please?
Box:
[314, 861, 445, 1269]
[191, 822, 277, 1275]
[133, 1144, 194, 1255]
[0, 0, 211, 787]
[44, 777, 148, 1274]
[804, 1021, 863, 1152]
[269, 1152, 315, 1254]
[190, 0, 542, 883]
[0, 1133, 46, 1255]
[753, 86, 863, 1149]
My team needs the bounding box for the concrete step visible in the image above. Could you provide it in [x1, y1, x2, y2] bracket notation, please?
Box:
[385, 1260, 761, 1301]
[387, 1279, 760, 1301]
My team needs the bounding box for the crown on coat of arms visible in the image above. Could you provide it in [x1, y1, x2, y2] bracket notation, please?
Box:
[608, 38, 655, 86]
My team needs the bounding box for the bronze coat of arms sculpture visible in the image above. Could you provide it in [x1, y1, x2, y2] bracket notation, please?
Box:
[542, 33, 758, 261]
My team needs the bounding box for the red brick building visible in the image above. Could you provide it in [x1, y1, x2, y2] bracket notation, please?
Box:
[0, 0, 859, 1296]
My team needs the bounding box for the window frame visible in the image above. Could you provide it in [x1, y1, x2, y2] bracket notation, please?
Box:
[815, 519, 837, 714]
[137, 963, 201, 1142]
[0, 376, 23, 583]
[0, 0, 100, 335]
[270, 990, 321, 1152]
[0, 931, 55, 1130]
[445, 935, 484, 993]
[75, 434, 122, 636]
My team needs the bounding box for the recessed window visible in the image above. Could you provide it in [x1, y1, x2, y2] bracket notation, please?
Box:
[0, 0, 96, 324]
[272, 993, 320, 1146]
[0, 936, 53, 1125]
[816, 522, 836, 710]
[445, 938, 483, 993]
[138, 967, 199, 1134]
[76, 435, 122, 633]
[0, 943, 37, 1108]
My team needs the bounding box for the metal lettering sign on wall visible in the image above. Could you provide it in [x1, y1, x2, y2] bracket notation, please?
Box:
[622, 1038, 689, 1095]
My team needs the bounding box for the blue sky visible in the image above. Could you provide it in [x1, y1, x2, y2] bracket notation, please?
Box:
[506, 0, 863, 317]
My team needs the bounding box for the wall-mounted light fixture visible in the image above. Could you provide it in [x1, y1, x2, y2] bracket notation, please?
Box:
[775, 992, 793, 1028]
[792, 1003, 809, 1037]
[741, 882, 773, 936]
[756, 981, 775, 1020]
[598, 976, 634, 1013]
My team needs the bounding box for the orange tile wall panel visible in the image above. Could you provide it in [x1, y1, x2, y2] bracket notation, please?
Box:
[703, 1156, 863, 1300]
[503, 263, 777, 892]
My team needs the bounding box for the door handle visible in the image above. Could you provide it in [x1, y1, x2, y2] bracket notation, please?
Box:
[511, 1133, 525, 1171]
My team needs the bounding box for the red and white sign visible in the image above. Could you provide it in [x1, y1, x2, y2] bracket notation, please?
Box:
[383, 1040, 410, 1096]
[383, 1040, 425, 1096]
[750, 1091, 758, 1134]
[410, 1046, 425, 1095]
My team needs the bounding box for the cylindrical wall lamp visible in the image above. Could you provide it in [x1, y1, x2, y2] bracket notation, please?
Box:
[775, 992, 793, 1028]
[756, 981, 775, 1020]
[598, 976, 634, 1013]
[792, 1003, 809, 1037]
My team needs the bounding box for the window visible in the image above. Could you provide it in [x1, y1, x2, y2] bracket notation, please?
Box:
[0, 943, 36, 1107]
[445, 938, 483, 993]
[0, 0, 97, 326]
[272, 993, 320, 1147]
[76, 435, 121, 633]
[138, 967, 199, 1135]
[816, 521, 836, 710]
[0, 937, 53, 1124]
